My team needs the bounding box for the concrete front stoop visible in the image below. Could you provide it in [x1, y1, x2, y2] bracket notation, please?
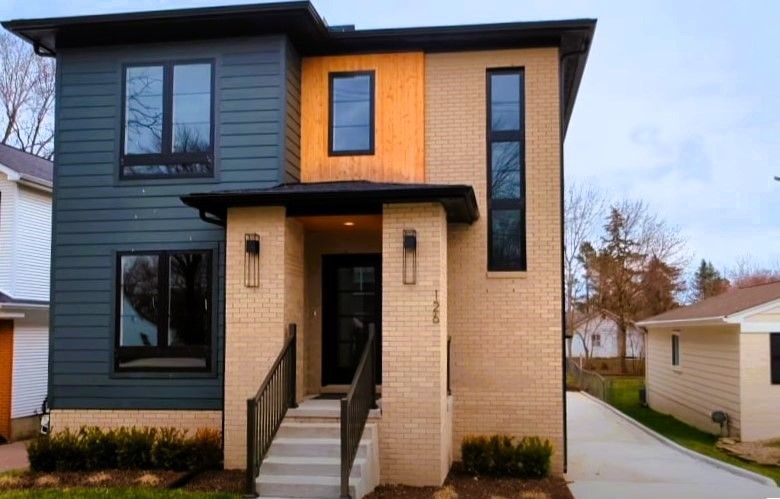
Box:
[255, 421, 380, 498]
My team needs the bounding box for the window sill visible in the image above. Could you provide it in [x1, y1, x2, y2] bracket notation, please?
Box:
[672, 366, 683, 373]
[486, 271, 528, 279]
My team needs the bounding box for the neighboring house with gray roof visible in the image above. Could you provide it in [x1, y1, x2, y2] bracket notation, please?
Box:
[0, 143, 52, 441]
[638, 281, 780, 442]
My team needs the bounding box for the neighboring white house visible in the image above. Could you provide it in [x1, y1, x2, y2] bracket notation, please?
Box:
[0, 144, 52, 441]
[639, 281, 780, 442]
[568, 310, 644, 359]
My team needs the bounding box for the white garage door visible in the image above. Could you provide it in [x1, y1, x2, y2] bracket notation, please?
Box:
[11, 324, 48, 419]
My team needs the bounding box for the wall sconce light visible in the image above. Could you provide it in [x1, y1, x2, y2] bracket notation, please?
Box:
[244, 233, 260, 288]
[403, 229, 417, 285]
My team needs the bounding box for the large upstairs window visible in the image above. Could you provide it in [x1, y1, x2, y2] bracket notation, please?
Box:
[116, 250, 212, 372]
[329, 71, 375, 156]
[487, 69, 526, 271]
[121, 61, 214, 178]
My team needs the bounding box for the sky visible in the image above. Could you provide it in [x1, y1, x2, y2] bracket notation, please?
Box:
[1, 0, 778, 273]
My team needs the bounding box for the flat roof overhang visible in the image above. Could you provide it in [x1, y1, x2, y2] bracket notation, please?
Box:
[1, 2, 595, 135]
[180, 181, 479, 225]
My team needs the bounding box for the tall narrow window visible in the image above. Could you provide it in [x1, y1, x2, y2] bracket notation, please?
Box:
[329, 71, 375, 155]
[771, 333, 780, 384]
[487, 69, 525, 271]
[671, 333, 680, 367]
[116, 250, 212, 372]
[122, 61, 214, 178]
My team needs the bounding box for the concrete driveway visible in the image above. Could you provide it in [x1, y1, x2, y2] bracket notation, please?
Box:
[0, 441, 29, 472]
[565, 392, 780, 499]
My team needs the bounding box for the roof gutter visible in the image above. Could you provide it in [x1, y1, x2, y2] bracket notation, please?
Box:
[636, 316, 726, 328]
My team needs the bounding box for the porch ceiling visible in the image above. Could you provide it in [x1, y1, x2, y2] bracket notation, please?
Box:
[181, 180, 479, 225]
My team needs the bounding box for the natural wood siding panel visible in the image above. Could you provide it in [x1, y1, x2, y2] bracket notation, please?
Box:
[50, 37, 292, 411]
[646, 325, 741, 437]
[300, 53, 424, 183]
[0, 320, 12, 440]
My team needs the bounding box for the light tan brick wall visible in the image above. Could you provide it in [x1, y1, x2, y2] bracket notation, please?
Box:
[380, 203, 450, 485]
[303, 230, 382, 393]
[740, 333, 780, 441]
[50, 409, 221, 434]
[425, 49, 564, 472]
[223, 206, 305, 469]
[286, 219, 306, 401]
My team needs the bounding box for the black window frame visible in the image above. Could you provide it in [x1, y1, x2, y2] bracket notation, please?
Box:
[114, 249, 213, 373]
[771, 333, 780, 385]
[328, 70, 376, 156]
[486, 68, 526, 271]
[119, 60, 216, 180]
[671, 333, 680, 367]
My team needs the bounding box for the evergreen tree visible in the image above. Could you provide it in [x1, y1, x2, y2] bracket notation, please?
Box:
[692, 259, 730, 302]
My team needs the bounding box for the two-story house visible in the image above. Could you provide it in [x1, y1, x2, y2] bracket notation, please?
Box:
[5, 3, 594, 497]
[0, 143, 52, 441]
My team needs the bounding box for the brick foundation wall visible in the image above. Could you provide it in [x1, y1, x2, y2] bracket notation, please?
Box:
[425, 48, 565, 472]
[50, 409, 221, 434]
[379, 203, 450, 485]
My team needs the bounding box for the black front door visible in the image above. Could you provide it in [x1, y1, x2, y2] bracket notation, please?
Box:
[322, 254, 382, 385]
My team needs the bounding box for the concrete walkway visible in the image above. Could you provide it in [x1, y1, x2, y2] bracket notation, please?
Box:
[0, 441, 29, 472]
[565, 392, 780, 499]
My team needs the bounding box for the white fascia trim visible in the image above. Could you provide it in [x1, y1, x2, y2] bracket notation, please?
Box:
[0, 302, 49, 311]
[0, 163, 52, 192]
[739, 322, 780, 333]
[724, 297, 780, 323]
[637, 316, 725, 328]
[0, 312, 25, 319]
[0, 164, 21, 181]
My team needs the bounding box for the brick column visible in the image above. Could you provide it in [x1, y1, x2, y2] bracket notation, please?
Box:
[380, 203, 450, 485]
[223, 206, 305, 469]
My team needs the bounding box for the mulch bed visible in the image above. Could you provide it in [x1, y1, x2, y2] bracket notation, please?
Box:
[0, 470, 186, 491]
[0, 468, 573, 498]
[367, 468, 573, 499]
[181, 469, 244, 494]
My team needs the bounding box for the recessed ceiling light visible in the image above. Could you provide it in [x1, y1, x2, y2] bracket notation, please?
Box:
[343, 221, 355, 226]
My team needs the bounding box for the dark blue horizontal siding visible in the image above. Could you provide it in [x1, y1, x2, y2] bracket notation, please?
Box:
[50, 36, 293, 411]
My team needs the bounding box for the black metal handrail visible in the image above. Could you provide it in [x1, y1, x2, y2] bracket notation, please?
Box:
[340, 330, 377, 499]
[246, 324, 297, 496]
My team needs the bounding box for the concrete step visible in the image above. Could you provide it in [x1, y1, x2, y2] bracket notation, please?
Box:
[256, 473, 357, 498]
[268, 437, 370, 458]
[260, 455, 365, 478]
[277, 422, 341, 438]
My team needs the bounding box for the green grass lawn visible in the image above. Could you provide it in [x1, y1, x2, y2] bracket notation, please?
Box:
[606, 377, 780, 485]
[0, 489, 238, 499]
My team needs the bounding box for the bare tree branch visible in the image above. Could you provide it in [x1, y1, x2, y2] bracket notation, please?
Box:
[0, 31, 55, 159]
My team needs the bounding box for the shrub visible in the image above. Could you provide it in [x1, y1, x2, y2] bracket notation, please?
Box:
[515, 437, 553, 478]
[27, 435, 56, 472]
[27, 426, 222, 472]
[461, 434, 553, 478]
[185, 428, 223, 471]
[151, 428, 188, 471]
[115, 428, 156, 469]
[50, 430, 85, 471]
[80, 427, 117, 470]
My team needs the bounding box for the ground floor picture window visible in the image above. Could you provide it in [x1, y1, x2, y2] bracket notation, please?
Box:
[116, 250, 212, 371]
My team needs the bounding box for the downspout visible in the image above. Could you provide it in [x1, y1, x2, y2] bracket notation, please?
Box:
[558, 42, 589, 474]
